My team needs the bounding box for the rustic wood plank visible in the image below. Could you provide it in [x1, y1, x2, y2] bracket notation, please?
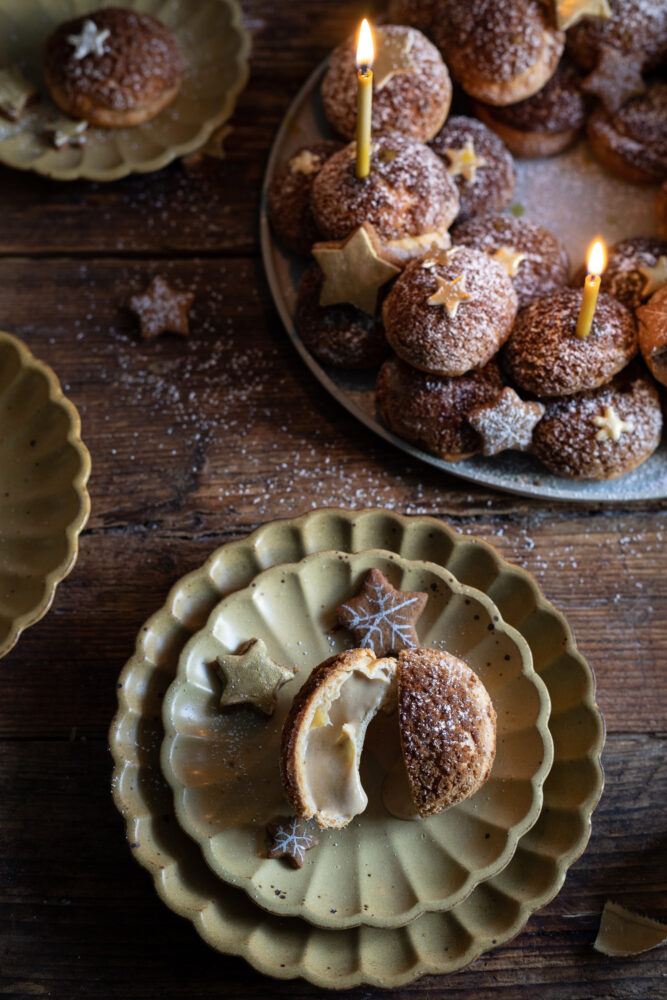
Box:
[0, 736, 665, 999]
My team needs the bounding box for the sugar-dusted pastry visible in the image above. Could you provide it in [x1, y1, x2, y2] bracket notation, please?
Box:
[295, 262, 390, 369]
[214, 638, 296, 716]
[268, 141, 344, 255]
[387, 0, 441, 34]
[472, 61, 587, 157]
[587, 81, 667, 184]
[451, 214, 569, 309]
[429, 116, 515, 221]
[336, 568, 428, 657]
[597, 236, 667, 311]
[636, 287, 667, 387]
[321, 25, 452, 142]
[503, 288, 637, 397]
[468, 386, 545, 456]
[382, 246, 517, 376]
[658, 181, 667, 241]
[434, 0, 565, 106]
[310, 132, 459, 260]
[44, 8, 185, 127]
[376, 355, 505, 461]
[128, 275, 195, 339]
[397, 647, 496, 817]
[280, 648, 397, 829]
[531, 364, 662, 479]
[566, 0, 667, 74]
[0, 67, 38, 121]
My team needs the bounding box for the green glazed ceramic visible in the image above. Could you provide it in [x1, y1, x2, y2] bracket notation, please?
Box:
[162, 549, 553, 930]
[0, 330, 90, 657]
[0, 0, 250, 181]
[110, 510, 604, 988]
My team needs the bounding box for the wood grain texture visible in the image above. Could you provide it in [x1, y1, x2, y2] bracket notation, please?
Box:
[0, 0, 665, 996]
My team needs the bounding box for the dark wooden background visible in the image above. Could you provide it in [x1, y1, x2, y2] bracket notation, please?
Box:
[1, 1, 666, 997]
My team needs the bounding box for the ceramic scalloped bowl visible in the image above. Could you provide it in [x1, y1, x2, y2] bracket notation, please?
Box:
[110, 510, 604, 987]
[162, 549, 554, 930]
[0, 331, 90, 657]
[0, 0, 250, 181]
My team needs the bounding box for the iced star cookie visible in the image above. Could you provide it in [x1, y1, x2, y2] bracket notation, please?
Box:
[44, 7, 185, 126]
[266, 816, 319, 867]
[429, 116, 515, 222]
[336, 568, 427, 657]
[321, 25, 452, 142]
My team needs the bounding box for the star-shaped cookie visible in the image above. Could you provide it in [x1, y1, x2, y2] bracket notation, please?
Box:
[373, 28, 417, 91]
[312, 223, 400, 315]
[444, 140, 487, 184]
[581, 46, 646, 113]
[592, 405, 634, 442]
[427, 273, 471, 317]
[554, 0, 611, 31]
[266, 816, 319, 868]
[639, 256, 667, 298]
[492, 246, 526, 277]
[336, 568, 427, 656]
[469, 387, 545, 455]
[46, 118, 88, 149]
[128, 276, 195, 339]
[67, 19, 111, 59]
[0, 67, 38, 122]
[214, 638, 296, 715]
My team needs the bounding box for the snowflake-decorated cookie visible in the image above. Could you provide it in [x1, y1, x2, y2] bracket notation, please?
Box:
[266, 815, 319, 868]
[336, 568, 427, 656]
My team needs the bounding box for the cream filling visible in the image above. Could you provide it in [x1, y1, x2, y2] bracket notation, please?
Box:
[303, 658, 396, 826]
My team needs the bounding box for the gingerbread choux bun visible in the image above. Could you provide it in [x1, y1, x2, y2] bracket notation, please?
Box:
[434, 0, 565, 106]
[566, 0, 667, 74]
[471, 61, 587, 158]
[375, 355, 505, 461]
[502, 289, 638, 397]
[587, 81, 667, 184]
[658, 181, 667, 240]
[531, 364, 662, 479]
[268, 142, 344, 256]
[322, 25, 452, 143]
[382, 246, 518, 376]
[280, 649, 397, 829]
[44, 8, 185, 127]
[451, 214, 569, 309]
[598, 237, 667, 312]
[310, 132, 459, 258]
[429, 116, 515, 222]
[636, 287, 667, 387]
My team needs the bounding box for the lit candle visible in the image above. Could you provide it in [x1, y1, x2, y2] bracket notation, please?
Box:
[576, 239, 606, 339]
[355, 19, 374, 179]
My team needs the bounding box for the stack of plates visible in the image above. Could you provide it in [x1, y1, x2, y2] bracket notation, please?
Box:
[110, 508, 604, 989]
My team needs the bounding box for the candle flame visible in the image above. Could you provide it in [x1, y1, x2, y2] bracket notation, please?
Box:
[356, 19, 374, 71]
[587, 239, 606, 276]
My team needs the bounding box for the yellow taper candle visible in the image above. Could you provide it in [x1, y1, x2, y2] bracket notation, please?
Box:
[576, 239, 606, 338]
[355, 19, 374, 179]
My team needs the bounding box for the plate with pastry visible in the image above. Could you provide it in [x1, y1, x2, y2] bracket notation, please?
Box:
[111, 508, 604, 987]
[161, 548, 553, 930]
[0, 0, 250, 180]
[261, 27, 667, 501]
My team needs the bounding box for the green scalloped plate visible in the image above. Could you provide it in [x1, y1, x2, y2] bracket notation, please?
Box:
[0, 330, 90, 658]
[110, 510, 604, 988]
[0, 0, 250, 180]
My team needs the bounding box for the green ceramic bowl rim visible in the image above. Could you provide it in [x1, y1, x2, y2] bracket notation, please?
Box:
[0, 330, 91, 658]
[0, 0, 251, 181]
[109, 509, 605, 987]
[160, 547, 555, 929]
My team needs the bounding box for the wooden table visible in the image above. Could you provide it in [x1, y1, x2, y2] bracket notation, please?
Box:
[1, 2, 666, 997]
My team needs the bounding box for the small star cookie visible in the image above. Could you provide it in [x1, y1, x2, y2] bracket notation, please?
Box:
[592, 405, 634, 442]
[639, 256, 667, 298]
[469, 387, 545, 455]
[266, 816, 319, 868]
[373, 27, 417, 90]
[312, 223, 400, 315]
[444, 140, 487, 184]
[427, 273, 471, 316]
[0, 67, 38, 122]
[214, 638, 296, 715]
[581, 47, 646, 113]
[67, 19, 111, 59]
[128, 276, 195, 339]
[492, 246, 526, 277]
[554, 0, 611, 31]
[46, 118, 88, 149]
[336, 568, 427, 656]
